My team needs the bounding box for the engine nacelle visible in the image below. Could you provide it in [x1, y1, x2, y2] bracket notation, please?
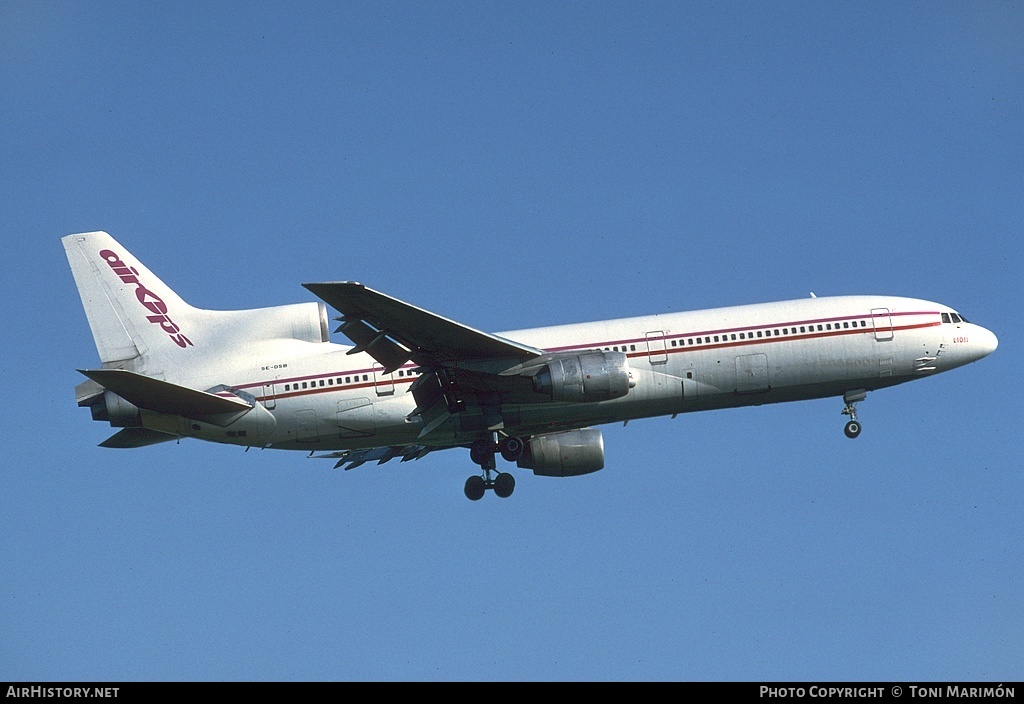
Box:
[287, 301, 331, 343]
[90, 390, 143, 428]
[532, 350, 632, 403]
[197, 301, 330, 348]
[517, 428, 605, 477]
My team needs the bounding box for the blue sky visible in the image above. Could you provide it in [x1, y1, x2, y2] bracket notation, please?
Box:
[2, 1, 1021, 681]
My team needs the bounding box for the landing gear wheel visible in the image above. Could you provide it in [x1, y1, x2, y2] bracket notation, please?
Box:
[464, 475, 486, 501]
[465, 433, 520, 500]
[469, 439, 493, 467]
[841, 390, 866, 440]
[499, 436, 524, 463]
[493, 472, 516, 498]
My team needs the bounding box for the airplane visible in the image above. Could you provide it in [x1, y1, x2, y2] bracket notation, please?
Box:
[64, 231, 998, 500]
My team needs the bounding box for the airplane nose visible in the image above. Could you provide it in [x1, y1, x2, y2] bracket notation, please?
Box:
[975, 326, 998, 359]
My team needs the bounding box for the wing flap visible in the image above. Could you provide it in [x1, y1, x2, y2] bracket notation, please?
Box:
[311, 445, 434, 471]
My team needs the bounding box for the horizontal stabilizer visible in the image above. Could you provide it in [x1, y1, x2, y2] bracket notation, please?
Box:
[79, 369, 252, 418]
[100, 428, 179, 449]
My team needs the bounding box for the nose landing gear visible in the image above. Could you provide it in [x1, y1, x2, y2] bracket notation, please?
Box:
[841, 389, 866, 439]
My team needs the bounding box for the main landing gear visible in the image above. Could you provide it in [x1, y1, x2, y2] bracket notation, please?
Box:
[841, 389, 867, 439]
[464, 434, 523, 501]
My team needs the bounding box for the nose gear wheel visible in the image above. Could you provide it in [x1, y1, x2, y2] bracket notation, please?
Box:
[841, 389, 866, 439]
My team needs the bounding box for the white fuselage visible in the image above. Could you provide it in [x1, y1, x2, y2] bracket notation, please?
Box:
[148, 295, 995, 451]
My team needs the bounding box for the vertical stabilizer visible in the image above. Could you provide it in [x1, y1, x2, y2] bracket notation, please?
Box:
[63, 232, 198, 366]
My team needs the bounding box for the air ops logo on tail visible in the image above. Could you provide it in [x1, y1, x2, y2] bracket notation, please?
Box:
[100, 249, 194, 349]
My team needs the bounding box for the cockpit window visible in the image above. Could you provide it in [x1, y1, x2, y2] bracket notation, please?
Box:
[941, 313, 951, 324]
[950, 313, 963, 324]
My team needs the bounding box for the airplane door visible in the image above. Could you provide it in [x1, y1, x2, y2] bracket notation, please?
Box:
[336, 398, 376, 438]
[262, 382, 276, 410]
[296, 409, 319, 443]
[646, 331, 668, 365]
[735, 354, 769, 393]
[373, 363, 395, 396]
[681, 369, 698, 400]
[871, 308, 894, 341]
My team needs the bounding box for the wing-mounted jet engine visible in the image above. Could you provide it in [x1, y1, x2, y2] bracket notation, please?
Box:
[520, 350, 634, 402]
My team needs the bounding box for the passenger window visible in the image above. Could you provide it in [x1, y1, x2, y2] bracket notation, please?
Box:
[731, 334, 736, 341]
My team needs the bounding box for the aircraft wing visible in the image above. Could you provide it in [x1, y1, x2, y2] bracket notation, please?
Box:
[304, 282, 554, 433]
[303, 282, 542, 372]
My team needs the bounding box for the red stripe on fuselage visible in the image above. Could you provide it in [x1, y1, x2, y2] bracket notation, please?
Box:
[224, 313, 941, 404]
